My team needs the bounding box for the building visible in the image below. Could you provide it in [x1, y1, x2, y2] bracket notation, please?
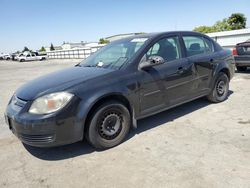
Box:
[45, 46, 62, 52]
[45, 42, 99, 52]
[207, 28, 250, 49]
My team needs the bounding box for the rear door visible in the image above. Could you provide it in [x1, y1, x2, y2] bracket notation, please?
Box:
[181, 35, 215, 95]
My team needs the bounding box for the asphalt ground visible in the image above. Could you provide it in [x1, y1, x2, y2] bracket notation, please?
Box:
[0, 59, 249, 188]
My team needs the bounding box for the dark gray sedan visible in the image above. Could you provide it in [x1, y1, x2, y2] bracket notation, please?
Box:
[5, 31, 235, 149]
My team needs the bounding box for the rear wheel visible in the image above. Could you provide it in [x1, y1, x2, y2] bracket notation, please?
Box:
[236, 66, 247, 72]
[86, 101, 131, 149]
[207, 72, 229, 103]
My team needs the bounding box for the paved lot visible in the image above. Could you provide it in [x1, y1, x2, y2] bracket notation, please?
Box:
[0, 60, 250, 188]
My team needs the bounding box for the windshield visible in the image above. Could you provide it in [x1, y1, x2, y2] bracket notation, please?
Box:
[79, 38, 148, 69]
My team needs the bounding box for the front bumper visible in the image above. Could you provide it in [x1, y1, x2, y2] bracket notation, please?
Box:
[5, 96, 84, 147]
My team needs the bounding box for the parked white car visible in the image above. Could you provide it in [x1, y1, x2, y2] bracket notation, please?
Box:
[1, 54, 11, 60]
[0, 53, 4, 60]
[17, 52, 47, 62]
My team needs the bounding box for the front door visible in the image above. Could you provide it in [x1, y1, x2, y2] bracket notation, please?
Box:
[139, 36, 196, 116]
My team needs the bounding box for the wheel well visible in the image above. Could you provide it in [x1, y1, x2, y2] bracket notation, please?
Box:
[220, 68, 230, 80]
[84, 94, 132, 133]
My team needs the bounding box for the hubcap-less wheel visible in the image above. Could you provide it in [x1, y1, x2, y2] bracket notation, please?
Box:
[86, 101, 131, 149]
[216, 80, 226, 96]
[98, 112, 122, 140]
[207, 72, 229, 103]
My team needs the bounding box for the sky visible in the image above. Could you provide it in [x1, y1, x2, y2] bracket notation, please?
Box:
[0, 0, 250, 53]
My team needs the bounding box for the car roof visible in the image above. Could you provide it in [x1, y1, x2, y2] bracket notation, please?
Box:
[115, 31, 207, 42]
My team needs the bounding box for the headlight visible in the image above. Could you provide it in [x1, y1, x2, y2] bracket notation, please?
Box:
[29, 92, 74, 114]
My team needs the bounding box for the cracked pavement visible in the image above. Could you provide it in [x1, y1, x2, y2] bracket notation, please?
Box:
[0, 60, 250, 188]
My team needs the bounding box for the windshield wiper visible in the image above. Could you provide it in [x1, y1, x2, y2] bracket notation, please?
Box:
[83, 65, 98, 67]
[75, 63, 81, 67]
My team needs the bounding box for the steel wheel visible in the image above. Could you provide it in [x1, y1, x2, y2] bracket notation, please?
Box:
[98, 110, 123, 140]
[207, 72, 229, 103]
[216, 80, 226, 96]
[86, 100, 131, 149]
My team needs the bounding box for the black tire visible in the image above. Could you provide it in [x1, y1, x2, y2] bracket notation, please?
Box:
[20, 59, 25, 62]
[236, 66, 247, 72]
[207, 72, 229, 103]
[86, 100, 131, 149]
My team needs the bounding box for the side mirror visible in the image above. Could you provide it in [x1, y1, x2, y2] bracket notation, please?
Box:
[139, 56, 165, 70]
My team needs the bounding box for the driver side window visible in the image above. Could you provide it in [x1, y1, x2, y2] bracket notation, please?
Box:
[145, 36, 181, 63]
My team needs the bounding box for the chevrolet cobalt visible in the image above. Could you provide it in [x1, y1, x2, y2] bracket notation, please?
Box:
[5, 31, 235, 149]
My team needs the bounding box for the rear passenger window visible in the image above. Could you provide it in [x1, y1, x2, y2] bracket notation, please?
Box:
[183, 36, 214, 57]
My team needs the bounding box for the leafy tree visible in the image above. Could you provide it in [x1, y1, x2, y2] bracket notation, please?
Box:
[39, 46, 46, 52]
[193, 13, 247, 33]
[213, 19, 230, 32]
[50, 43, 55, 51]
[227, 13, 246, 30]
[99, 38, 110, 44]
[193, 26, 216, 33]
[22, 46, 30, 52]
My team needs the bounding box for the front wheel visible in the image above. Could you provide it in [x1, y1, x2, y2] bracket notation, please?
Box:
[207, 72, 229, 103]
[86, 101, 131, 149]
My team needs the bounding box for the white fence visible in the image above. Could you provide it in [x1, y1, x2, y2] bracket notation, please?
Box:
[47, 45, 105, 59]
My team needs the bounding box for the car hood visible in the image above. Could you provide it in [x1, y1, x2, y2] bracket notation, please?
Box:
[16, 66, 114, 100]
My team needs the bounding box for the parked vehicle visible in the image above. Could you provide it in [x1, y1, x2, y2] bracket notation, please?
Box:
[3, 54, 11, 60]
[233, 39, 250, 71]
[0, 53, 4, 60]
[5, 31, 235, 149]
[13, 53, 24, 61]
[11, 53, 19, 61]
[17, 52, 47, 62]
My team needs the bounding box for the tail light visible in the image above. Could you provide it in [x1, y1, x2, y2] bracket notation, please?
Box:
[232, 48, 238, 56]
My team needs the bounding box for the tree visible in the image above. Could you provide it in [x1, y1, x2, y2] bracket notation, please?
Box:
[39, 46, 46, 52]
[50, 43, 55, 51]
[213, 19, 230, 32]
[193, 13, 247, 33]
[99, 38, 109, 44]
[193, 25, 216, 33]
[22, 46, 30, 52]
[227, 13, 246, 30]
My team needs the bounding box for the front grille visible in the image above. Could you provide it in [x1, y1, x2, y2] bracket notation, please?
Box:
[18, 133, 55, 144]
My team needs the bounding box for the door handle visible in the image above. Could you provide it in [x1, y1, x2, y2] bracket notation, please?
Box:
[177, 67, 184, 74]
[209, 59, 215, 67]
